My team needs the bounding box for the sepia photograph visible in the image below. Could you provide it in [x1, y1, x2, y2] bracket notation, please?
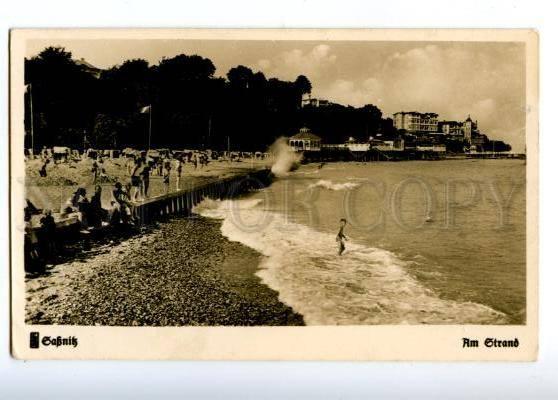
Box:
[9, 29, 538, 360]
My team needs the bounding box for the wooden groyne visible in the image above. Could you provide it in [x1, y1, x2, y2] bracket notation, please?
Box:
[25, 169, 273, 272]
[131, 168, 272, 224]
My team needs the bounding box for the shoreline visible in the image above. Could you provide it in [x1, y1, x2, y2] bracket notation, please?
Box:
[25, 215, 304, 326]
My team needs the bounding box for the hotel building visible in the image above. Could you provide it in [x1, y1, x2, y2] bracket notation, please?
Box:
[393, 111, 439, 134]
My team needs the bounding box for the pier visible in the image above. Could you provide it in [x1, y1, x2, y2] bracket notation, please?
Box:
[465, 152, 526, 159]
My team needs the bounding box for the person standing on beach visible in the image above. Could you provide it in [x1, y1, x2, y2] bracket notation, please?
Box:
[163, 162, 171, 194]
[176, 158, 183, 191]
[24, 212, 42, 273]
[39, 159, 49, 177]
[126, 156, 134, 175]
[91, 160, 99, 183]
[140, 160, 151, 199]
[130, 157, 143, 201]
[336, 218, 348, 256]
[39, 210, 57, 261]
[88, 185, 106, 228]
[192, 153, 198, 170]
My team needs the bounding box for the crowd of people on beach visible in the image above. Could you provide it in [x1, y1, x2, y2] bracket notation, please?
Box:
[24, 147, 269, 272]
[24, 149, 215, 268]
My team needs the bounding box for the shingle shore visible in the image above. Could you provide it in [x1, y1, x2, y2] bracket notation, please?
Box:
[25, 216, 304, 326]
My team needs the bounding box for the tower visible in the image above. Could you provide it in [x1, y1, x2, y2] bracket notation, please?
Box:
[464, 115, 473, 143]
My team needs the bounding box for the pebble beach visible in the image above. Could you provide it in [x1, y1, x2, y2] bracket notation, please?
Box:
[25, 215, 304, 326]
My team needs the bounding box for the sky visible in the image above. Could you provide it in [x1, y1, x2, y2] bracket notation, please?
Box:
[26, 39, 526, 150]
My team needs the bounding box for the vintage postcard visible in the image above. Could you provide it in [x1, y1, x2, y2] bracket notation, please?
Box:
[10, 29, 538, 360]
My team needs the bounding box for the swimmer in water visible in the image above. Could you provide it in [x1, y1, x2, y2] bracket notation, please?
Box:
[336, 218, 348, 255]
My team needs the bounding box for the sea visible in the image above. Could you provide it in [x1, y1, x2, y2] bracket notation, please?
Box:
[195, 159, 526, 325]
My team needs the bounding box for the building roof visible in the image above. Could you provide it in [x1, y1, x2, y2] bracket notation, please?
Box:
[439, 120, 463, 125]
[75, 58, 101, 73]
[290, 127, 321, 141]
[394, 111, 438, 118]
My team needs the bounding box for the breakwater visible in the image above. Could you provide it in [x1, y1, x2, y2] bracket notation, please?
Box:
[301, 148, 446, 162]
[25, 168, 273, 272]
[131, 168, 272, 224]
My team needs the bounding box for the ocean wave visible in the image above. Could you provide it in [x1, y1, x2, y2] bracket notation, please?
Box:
[308, 179, 361, 191]
[192, 197, 263, 219]
[294, 169, 320, 175]
[196, 198, 508, 325]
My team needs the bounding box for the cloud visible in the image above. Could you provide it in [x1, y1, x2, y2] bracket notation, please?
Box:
[320, 79, 384, 109]
[256, 44, 337, 80]
[257, 59, 271, 70]
[314, 44, 525, 150]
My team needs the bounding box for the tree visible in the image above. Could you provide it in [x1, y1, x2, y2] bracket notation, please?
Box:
[361, 104, 382, 120]
[294, 75, 312, 95]
[25, 46, 99, 148]
[28, 46, 452, 152]
[252, 71, 267, 89]
[91, 114, 125, 148]
[226, 65, 254, 89]
[100, 59, 152, 113]
[156, 54, 216, 82]
[487, 140, 512, 152]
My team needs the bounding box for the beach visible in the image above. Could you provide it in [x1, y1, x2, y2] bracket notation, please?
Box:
[23, 154, 273, 248]
[25, 215, 304, 326]
[24, 158, 526, 326]
[24, 156, 270, 211]
[24, 154, 306, 327]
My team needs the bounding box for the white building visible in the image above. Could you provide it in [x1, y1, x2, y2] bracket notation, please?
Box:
[301, 95, 331, 108]
[438, 120, 464, 136]
[416, 144, 447, 153]
[346, 143, 370, 152]
[393, 111, 439, 134]
[374, 138, 405, 151]
[288, 127, 322, 152]
[344, 137, 405, 152]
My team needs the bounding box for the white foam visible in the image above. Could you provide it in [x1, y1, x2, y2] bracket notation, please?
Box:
[192, 197, 263, 219]
[197, 198, 509, 325]
[308, 179, 361, 191]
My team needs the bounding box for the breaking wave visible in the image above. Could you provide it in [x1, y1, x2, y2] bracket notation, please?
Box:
[308, 179, 361, 191]
[192, 197, 264, 219]
[268, 137, 302, 177]
[195, 196, 509, 325]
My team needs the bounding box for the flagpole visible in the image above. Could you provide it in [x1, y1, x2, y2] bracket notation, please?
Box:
[148, 105, 152, 151]
[227, 135, 230, 163]
[207, 117, 211, 150]
[29, 84, 34, 156]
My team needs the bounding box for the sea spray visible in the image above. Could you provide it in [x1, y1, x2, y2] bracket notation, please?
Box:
[269, 137, 302, 177]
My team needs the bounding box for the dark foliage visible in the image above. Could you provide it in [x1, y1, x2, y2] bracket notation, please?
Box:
[24, 47, 389, 151]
